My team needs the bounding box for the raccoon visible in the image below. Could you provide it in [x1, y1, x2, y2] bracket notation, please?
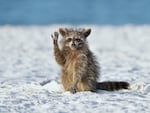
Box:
[51, 28, 129, 94]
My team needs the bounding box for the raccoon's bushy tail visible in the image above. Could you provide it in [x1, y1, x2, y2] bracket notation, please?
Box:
[97, 81, 129, 91]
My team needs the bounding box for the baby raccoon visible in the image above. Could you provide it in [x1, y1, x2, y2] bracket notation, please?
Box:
[51, 28, 129, 94]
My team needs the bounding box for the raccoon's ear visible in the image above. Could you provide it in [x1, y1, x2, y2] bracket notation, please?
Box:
[83, 28, 91, 38]
[59, 28, 68, 37]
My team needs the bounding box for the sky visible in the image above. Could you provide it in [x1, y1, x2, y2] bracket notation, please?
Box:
[0, 0, 150, 25]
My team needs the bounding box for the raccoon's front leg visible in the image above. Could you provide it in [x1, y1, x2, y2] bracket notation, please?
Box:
[70, 55, 88, 94]
[70, 76, 80, 94]
[51, 32, 59, 45]
[51, 32, 65, 66]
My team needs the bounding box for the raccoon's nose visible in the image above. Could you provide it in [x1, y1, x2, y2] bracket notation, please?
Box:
[71, 43, 76, 47]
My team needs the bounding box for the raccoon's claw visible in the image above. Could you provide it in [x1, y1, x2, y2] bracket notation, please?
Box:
[51, 34, 54, 39]
[70, 87, 77, 94]
[51, 32, 59, 44]
[54, 32, 59, 38]
[51, 32, 59, 40]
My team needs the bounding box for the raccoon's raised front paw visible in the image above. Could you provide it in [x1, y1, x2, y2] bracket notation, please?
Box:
[51, 32, 59, 44]
[70, 87, 77, 94]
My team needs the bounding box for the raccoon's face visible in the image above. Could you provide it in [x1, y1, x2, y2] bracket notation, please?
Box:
[59, 28, 91, 50]
[65, 33, 85, 50]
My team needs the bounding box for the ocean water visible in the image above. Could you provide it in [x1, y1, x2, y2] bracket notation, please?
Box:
[0, 0, 150, 25]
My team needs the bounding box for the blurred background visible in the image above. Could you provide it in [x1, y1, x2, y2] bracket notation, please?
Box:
[0, 0, 150, 25]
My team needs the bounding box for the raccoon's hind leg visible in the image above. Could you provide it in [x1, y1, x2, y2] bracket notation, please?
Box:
[61, 72, 73, 91]
[77, 79, 97, 92]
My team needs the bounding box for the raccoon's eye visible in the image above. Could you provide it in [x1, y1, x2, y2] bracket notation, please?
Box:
[75, 39, 81, 42]
[66, 38, 72, 42]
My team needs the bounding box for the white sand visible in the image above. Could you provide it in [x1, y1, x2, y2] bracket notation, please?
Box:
[0, 25, 150, 113]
